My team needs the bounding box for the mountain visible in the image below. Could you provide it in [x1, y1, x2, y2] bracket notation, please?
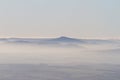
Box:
[0, 36, 82, 43]
[0, 36, 119, 47]
[0, 36, 83, 47]
[46, 36, 84, 43]
[51, 36, 81, 41]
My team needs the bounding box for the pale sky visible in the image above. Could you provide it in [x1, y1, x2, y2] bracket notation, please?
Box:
[0, 0, 120, 38]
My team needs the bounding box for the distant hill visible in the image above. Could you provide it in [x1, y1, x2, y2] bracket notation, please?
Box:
[0, 36, 119, 47]
[46, 36, 84, 43]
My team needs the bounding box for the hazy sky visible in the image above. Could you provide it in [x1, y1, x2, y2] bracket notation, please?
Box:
[0, 0, 120, 38]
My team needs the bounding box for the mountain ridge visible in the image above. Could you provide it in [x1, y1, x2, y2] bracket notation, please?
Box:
[0, 36, 119, 47]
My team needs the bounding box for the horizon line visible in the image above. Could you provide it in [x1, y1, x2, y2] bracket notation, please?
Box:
[0, 36, 120, 40]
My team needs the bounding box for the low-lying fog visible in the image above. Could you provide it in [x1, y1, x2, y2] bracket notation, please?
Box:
[0, 39, 120, 80]
[0, 42, 119, 65]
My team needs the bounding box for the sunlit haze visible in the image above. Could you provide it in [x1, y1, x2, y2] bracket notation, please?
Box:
[0, 1, 120, 80]
[0, 0, 120, 38]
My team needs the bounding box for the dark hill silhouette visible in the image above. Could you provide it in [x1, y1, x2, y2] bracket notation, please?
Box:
[0, 36, 119, 47]
[47, 36, 84, 43]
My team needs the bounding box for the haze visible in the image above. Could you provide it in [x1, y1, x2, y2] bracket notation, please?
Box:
[0, 0, 120, 80]
[0, 0, 120, 38]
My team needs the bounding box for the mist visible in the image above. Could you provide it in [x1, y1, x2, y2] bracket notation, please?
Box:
[0, 38, 120, 80]
[0, 39, 119, 65]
